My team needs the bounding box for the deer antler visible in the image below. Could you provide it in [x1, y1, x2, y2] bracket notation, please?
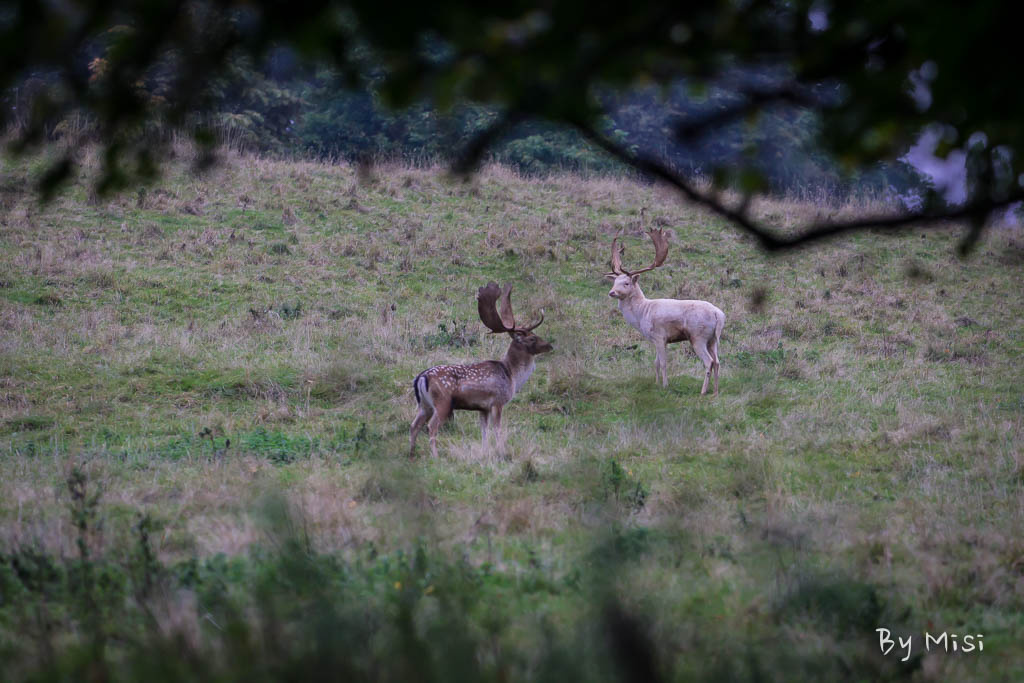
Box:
[606, 229, 625, 276]
[627, 227, 669, 275]
[478, 282, 514, 333]
[606, 227, 669, 277]
[477, 282, 544, 333]
[605, 209, 668, 277]
[520, 309, 544, 331]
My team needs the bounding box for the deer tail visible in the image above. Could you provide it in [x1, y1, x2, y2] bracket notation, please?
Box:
[413, 372, 431, 408]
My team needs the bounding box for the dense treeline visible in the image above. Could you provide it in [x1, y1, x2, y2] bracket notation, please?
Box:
[8, 47, 924, 199]
[8, 0, 1024, 243]
[215, 58, 928, 198]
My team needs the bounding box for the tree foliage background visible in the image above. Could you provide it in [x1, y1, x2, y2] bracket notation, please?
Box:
[1, 0, 1021, 248]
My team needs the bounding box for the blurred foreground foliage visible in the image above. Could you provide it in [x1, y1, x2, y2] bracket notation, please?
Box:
[0, 469, 918, 682]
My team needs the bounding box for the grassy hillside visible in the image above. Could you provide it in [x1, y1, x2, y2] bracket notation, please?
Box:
[1, 149, 1022, 680]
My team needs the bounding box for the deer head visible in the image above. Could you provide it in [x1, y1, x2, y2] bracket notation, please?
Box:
[477, 282, 552, 354]
[606, 221, 669, 300]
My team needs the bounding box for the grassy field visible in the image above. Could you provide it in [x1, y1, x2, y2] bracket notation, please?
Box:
[1, 148, 1022, 680]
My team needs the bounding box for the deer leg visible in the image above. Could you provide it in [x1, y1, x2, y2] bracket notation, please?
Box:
[426, 399, 452, 459]
[479, 411, 489, 446]
[694, 340, 714, 395]
[708, 335, 721, 396]
[654, 340, 668, 387]
[491, 404, 504, 450]
[409, 405, 432, 457]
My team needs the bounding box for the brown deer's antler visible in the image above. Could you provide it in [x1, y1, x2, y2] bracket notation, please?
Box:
[477, 281, 544, 333]
[520, 309, 544, 331]
[478, 281, 514, 333]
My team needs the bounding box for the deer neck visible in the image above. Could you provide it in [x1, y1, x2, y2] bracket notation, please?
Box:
[617, 283, 649, 317]
[618, 283, 658, 336]
[503, 342, 537, 395]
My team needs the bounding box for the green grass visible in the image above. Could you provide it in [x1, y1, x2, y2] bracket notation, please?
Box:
[0, 151, 1022, 680]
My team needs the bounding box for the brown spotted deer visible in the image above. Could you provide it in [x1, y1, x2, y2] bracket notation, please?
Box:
[605, 223, 725, 394]
[410, 282, 552, 458]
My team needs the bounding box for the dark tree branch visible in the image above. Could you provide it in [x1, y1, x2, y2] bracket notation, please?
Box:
[451, 109, 525, 176]
[448, 8, 674, 176]
[673, 83, 821, 141]
[574, 120, 1023, 252]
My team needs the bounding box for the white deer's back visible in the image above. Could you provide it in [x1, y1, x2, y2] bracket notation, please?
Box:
[621, 297, 723, 342]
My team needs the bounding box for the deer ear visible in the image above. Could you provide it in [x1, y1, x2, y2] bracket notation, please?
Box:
[603, 273, 617, 281]
[630, 274, 640, 284]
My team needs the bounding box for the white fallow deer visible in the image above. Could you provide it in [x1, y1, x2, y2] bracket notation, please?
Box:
[605, 225, 725, 394]
[410, 282, 552, 458]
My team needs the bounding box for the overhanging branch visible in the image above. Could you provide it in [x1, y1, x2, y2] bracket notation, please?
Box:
[451, 109, 525, 175]
[673, 83, 821, 141]
[574, 120, 1023, 253]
